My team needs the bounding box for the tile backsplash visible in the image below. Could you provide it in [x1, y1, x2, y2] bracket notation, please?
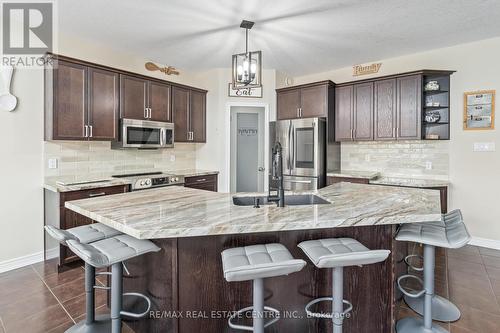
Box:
[341, 140, 449, 180]
[44, 141, 196, 180]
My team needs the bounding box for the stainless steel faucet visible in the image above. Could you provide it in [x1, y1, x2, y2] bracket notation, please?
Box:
[268, 142, 285, 207]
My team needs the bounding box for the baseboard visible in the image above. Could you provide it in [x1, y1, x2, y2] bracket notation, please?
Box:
[469, 237, 500, 250]
[0, 248, 59, 274]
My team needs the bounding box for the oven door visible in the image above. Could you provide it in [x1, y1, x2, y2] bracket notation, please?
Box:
[121, 119, 174, 148]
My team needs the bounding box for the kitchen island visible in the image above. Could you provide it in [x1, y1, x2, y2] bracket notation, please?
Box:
[65, 182, 442, 333]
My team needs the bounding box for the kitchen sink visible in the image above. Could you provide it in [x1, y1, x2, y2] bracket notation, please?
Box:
[232, 194, 330, 207]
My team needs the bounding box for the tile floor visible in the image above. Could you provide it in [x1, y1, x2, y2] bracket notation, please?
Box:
[0, 245, 499, 332]
[0, 259, 133, 333]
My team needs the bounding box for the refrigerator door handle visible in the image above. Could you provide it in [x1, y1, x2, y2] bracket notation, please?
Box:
[287, 121, 292, 171]
[291, 123, 295, 171]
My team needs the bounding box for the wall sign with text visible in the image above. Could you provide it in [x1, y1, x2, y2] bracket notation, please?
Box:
[228, 83, 262, 98]
[353, 63, 382, 76]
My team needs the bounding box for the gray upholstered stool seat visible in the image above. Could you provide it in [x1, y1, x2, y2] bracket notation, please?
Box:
[298, 238, 390, 333]
[44, 224, 123, 333]
[222, 243, 306, 282]
[68, 234, 161, 333]
[67, 234, 161, 268]
[298, 238, 391, 268]
[395, 218, 471, 333]
[221, 243, 306, 333]
[45, 223, 122, 245]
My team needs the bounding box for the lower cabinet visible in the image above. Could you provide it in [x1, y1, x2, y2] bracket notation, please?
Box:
[44, 185, 129, 270]
[184, 174, 218, 192]
[327, 176, 370, 185]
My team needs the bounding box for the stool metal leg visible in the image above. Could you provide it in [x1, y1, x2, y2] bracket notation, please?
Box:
[111, 263, 123, 333]
[66, 263, 111, 333]
[333, 267, 343, 333]
[253, 278, 264, 333]
[396, 245, 449, 333]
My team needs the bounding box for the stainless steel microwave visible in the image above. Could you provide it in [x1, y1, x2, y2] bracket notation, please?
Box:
[112, 119, 174, 149]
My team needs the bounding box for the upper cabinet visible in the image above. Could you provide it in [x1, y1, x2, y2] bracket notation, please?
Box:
[172, 86, 207, 143]
[45, 58, 119, 141]
[334, 70, 454, 142]
[276, 81, 334, 120]
[45, 54, 207, 143]
[120, 75, 171, 122]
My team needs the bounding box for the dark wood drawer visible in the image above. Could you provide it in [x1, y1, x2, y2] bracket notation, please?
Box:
[185, 182, 217, 192]
[184, 174, 217, 185]
[60, 184, 129, 206]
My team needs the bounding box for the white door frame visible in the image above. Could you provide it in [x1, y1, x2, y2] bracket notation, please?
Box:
[225, 102, 270, 193]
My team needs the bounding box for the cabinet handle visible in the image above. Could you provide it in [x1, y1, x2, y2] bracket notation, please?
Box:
[89, 125, 93, 138]
[144, 108, 148, 118]
[350, 129, 353, 140]
[297, 108, 300, 118]
[148, 108, 152, 118]
[84, 125, 89, 138]
[393, 128, 395, 138]
[299, 108, 303, 118]
[196, 178, 207, 182]
[88, 192, 106, 197]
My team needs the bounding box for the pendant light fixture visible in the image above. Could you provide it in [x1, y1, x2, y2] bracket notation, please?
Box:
[232, 20, 262, 88]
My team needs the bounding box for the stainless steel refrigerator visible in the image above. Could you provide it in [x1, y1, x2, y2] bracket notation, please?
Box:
[271, 117, 326, 191]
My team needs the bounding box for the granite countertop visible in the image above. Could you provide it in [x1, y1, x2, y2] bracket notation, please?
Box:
[44, 170, 219, 192]
[369, 177, 449, 188]
[327, 170, 380, 180]
[65, 182, 442, 239]
[43, 177, 132, 193]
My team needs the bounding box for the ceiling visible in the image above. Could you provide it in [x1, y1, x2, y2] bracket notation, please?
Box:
[59, 0, 500, 76]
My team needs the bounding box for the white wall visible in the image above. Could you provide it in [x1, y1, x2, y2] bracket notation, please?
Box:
[290, 37, 500, 242]
[0, 34, 202, 268]
[193, 68, 277, 192]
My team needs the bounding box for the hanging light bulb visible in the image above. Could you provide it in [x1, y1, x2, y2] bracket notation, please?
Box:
[232, 20, 262, 88]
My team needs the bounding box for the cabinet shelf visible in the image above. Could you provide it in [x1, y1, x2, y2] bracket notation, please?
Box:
[424, 90, 449, 95]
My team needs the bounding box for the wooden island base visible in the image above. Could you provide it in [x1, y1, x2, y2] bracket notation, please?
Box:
[121, 225, 406, 333]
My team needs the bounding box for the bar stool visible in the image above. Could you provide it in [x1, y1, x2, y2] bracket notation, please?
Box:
[395, 219, 471, 333]
[298, 238, 390, 333]
[67, 234, 161, 333]
[400, 210, 465, 322]
[221, 243, 306, 333]
[44, 224, 122, 333]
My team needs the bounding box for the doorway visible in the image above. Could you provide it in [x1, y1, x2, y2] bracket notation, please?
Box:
[229, 105, 267, 193]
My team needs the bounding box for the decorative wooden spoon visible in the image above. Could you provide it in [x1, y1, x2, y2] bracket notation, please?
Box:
[145, 62, 180, 75]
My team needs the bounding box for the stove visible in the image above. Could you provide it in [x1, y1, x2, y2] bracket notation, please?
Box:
[112, 172, 184, 191]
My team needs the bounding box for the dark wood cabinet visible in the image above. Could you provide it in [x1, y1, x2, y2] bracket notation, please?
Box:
[45, 58, 119, 141]
[353, 82, 374, 140]
[397, 75, 422, 140]
[120, 75, 172, 122]
[120, 75, 148, 120]
[374, 79, 397, 140]
[149, 81, 171, 122]
[190, 90, 206, 142]
[184, 174, 218, 192]
[173, 86, 207, 143]
[276, 81, 333, 120]
[277, 89, 300, 120]
[327, 176, 370, 185]
[335, 86, 354, 141]
[88, 68, 119, 140]
[48, 60, 88, 140]
[44, 185, 129, 269]
[334, 70, 454, 142]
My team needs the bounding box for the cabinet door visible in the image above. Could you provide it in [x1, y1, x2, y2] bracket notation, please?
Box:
[190, 90, 206, 142]
[353, 82, 374, 140]
[374, 79, 397, 140]
[300, 84, 328, 118]
[53, 60, 87, 140]
[334, 86, 354, 141]
[88, 68, 119, 140]
[172, 86, 190, 142]
[149, 81, 171, 122]
[277, 89, 300, 120]
[120, 75, 147, 120]
[397, 75, 422, 140]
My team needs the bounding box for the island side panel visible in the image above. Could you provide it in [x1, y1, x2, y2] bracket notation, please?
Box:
[176, 225, 396, 333]
[123, 238, 179, 333]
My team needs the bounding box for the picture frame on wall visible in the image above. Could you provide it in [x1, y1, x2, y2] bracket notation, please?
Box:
[464, 90, 495, 130]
